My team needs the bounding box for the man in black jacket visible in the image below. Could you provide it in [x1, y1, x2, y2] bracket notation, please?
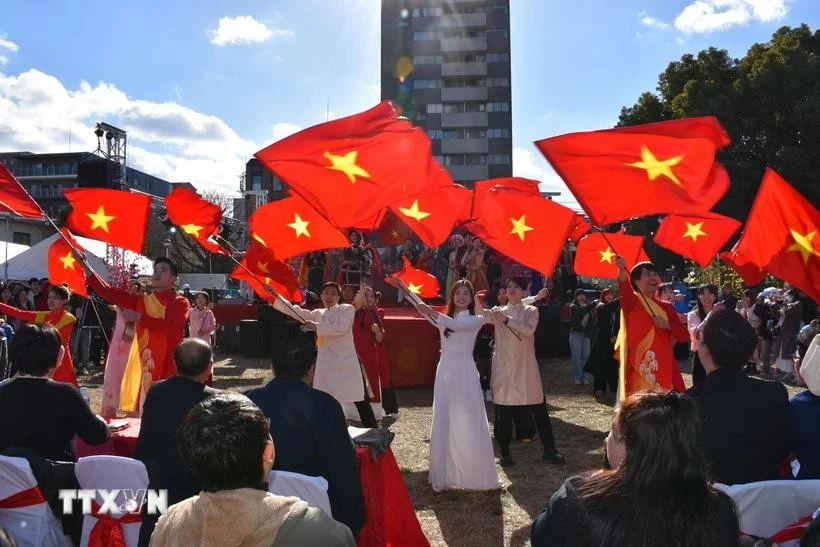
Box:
[134, 338, 219, 546]
[247, 345, 366, 539]
[686, 309, 793, 485]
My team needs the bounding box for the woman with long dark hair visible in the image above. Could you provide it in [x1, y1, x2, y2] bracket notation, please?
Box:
[402, 278, 501, 492]
[584, 288, 620, 397]
[687, 284, 718, 385]
[531, 391, 739, 546]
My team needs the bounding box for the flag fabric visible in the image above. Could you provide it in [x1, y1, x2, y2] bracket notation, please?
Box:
[390, 180, 472, 248]
[569, 214, 592, 243]
[164, 186, 226, 254]
[734, 169, 819, 302]
[387, 256, 440, 298]
[249, 195, 350, 259]
[0, 164, 45, 218]
[231, 242, 303, 303]
[47, 229, 87, 296]
[535, 117, 731, 226]
[469, 178, 576, 275]
[254, 101, 435, 229]
[654, 212, 741, 267]
[719, 245, 766, 287]
[63, 188, 151, 253]
[376, 210, 414, 246]
[574, 232, 649, 279]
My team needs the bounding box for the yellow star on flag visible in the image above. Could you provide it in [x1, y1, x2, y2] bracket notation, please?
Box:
[398, 200, 431, 222]
[256, 261, 270, 274]
[509, 215, 534, 241]
[391, 229, 400, 240]
[323, 150, 371, 184]
[683, 222, 707, 242]
[407, 282, 423, 294]
[288, 213, 311, 238]
[599, 247, 615, 264]
[181, 224, 204, 237]
[86, 206, 116, 232]
[59, 252, 76, 270]
[787, 229, 819, 265]
[627, 145, 684, 187]
[253, 233, 267, 247]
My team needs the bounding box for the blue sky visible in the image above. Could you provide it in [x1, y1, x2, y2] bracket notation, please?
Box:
[0, 0, 816, 208]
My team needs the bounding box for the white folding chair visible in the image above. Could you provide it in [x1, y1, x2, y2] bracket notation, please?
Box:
[266, 470, 332, 516]
[75, 455, 149, 547]
[0, 455, 71, 547]
[715, 479, 820, 546]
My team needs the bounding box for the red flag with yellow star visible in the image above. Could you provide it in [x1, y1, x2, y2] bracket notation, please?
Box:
[734, 169, 819, 302]
[0, 164, 46, 218]
[376, 210, 413, 246]
[230, 241, 303, 303]
[574, 232, 650, 279]
[535, 117, 731, 226]
[254, 101, 435, 229]
[47, 229, 88, 296]
[569, 214, 592, 243]
[387, 256, 440, 298]
[468, 178, 576, 275]
[654, 212, 741, 267]
[389, 180, 472, 248]
[249, 195, 349, 259]
[63, 188, 150, 253]
[164, 186, 226, 255]
[719, 244, 765, 287]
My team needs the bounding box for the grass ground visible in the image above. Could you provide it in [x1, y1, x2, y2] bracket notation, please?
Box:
[79, 354, 801, 547]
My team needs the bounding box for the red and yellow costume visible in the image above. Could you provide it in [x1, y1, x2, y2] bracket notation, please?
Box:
[88, 277, 190, 412]
[352, 307, 392, 402]
[0, 303, 78, 386]
[617, 278, 688, 400]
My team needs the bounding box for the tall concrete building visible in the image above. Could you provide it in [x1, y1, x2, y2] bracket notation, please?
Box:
[381, 0, 512, 187]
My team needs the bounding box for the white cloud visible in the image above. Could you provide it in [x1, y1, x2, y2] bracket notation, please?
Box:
[208, 15, 293, 46]
[0, 68, 269, 196]
[0, 55, 7, 66]
[512, 146, 581, 211]
[0, 35, 19, 52]
[271, 122, 302, 141]
[674, 0, 788, 34]
[638, 11, 671, 30]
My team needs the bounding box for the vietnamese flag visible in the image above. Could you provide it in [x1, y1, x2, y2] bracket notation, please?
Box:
[654, 212, 741, 267]
[231, 242, 303, 303]
[469, 178, 576, 275]
[574, 232, 649, 279]
[390, 180, 472, 248]
[254, 101, 435, 229]
[376, 210, 414, 246]
[0, 164, 45, 218]
[249, 195, 349, 259]
[47, 229, 88, 296]
[387, 256, 440, 298]
[734, 169, 819, 302]
[535, 117, 731, 226]
[719, 244, 765, 287]
[164, 186, 226, 255]
[569, 214, 592, 243]
[63, 188, 150, 253]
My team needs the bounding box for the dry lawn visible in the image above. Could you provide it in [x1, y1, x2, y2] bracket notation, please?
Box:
[80, 354, 801, 547]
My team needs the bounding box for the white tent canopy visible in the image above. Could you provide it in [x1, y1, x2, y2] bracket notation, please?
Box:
[0, 233, 153, 282]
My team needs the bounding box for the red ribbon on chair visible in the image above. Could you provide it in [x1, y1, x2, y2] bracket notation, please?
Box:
[769, 514, 813, 543]
[88, 500, 142, 547]
[0, 486, 46, 508]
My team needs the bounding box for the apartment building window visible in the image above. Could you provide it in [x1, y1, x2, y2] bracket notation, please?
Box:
[272, 176, 283, 191]
[434, 155, 445, 164]
[413, 7, 442, 17]
[487, 128, 511, 138]
[12, 232, 31, 246]
[488, 154, 511, 164]
[443, 130, 461, 140]
[413, 55, 443, 65]
[486, 78, 509, 87]
[442, 53, 485, 63]
[251, 172, 262, 191]
[466, 154, 487, 165]
[426, 103, 443, 114]
[443, 77, 486, 88]
[464, 128, 487, 138]
[456, 6, 486, 14]
[413, 79, 443, 89]
[486, 102, 511, 112]
[487, 29, 510, 38]
[487, 53, 510, 63]
[491, 5, 510, 14]
[443, 155, 465, 166]
[427, 129, 444, 140]
[413, 31, 440, 41]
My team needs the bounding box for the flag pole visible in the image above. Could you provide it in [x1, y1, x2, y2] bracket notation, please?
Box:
[593, 226, 658, 318]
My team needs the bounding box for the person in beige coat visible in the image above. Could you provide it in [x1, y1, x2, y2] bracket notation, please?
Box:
[150, 392, 355, 547]
[477, 276, 565, 467]
[272, 282, 377, 427]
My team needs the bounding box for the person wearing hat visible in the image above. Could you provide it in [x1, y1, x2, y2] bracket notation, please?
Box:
[790, 321, 820, 479]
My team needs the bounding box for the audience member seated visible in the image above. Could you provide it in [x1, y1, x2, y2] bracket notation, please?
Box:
[150, 393, 355, 546]
[790, 327, 820, 480]
[531, 391, 739, 547]
[134, 338, 219, 545]
[246, 345, 366, 538]
[687, 309, 794, 485]
[0, 324, 108, 461]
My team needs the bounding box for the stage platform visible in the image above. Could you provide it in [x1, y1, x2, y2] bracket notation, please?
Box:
[382, 306, 440, 387]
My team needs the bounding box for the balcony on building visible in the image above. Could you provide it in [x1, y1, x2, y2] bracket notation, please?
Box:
[440, 37, 487, 52]
[441, 86, 488, 102]
[442, 138, 489, 155]
[447, 164, 489, 182]
[439, 13, 486, 28]
[441, 62, 487, 77]
[441, 111, 489, 128]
